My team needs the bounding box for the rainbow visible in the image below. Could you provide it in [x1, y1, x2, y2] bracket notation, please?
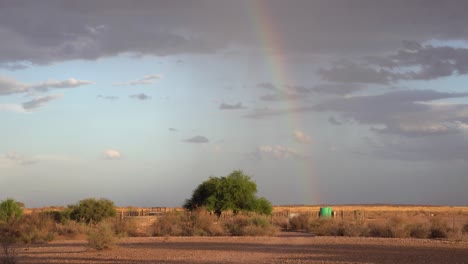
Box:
[247, 0, 321, 204]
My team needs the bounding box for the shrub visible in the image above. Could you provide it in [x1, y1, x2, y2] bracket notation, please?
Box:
[288, 214, 312, 231]
[463, 223, 468, 234]
[0, 199, 23, 223]
[428, 218, 449, 239]
[407, 222, 429, 239]
[150, 211, 189, 236]
[1, 240, 17, 264]
[40, 210, 70, 224]
[224, 215, 277, 236]
[87, 222, 115, 250]
[68, 198, 116, 225]
[54, 221, 87, 238]
[189, 209, 224, 236]
[112, 218, 139, 237]
[17, 213, 55, 244]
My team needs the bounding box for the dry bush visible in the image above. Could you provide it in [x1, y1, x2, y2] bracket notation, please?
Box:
[87, 222, 115, 250]
[150, 211, 189, 236]
[0, 224, 18, 264]
[463, 223, 468, 234]
[112, 218, 139, 237]
[54, 220, 87, 238]
[288, 214, 313, 231]
[272, 215, 288, 230]
[429, 218, 450, 239]
[224, 215, 278, 236]
[190, 209, 224, 236]
[1, 241, 17, 264]
[15, 213, 55, 244]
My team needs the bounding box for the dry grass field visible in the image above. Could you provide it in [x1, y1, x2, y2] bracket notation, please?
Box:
[7, 204, 467, 264]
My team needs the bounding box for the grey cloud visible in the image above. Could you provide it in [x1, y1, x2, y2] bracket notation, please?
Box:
[364, 133, 468, 162]
[312, 83, 364, 95]
[320, 42, 468, 84]
[219, 102, 246, 110]
[97, 95, 119, 100]
[0, 62, 30, 71]
[242, 106, 314, 119]
[3, 1, 468, 65]
[22, 94, 62, 110]
[328, 116, 342, 125]
[169, 128, 178, 132]
[184, 136, 209, 143]
[314, 90, 468, 137]
[318, 62, 396, 84]
[114, 74, 161, 86]
[129, 93, 151, 100]
[257, 83, 312, 102]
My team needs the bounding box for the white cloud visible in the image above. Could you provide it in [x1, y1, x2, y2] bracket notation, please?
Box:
[294, 130, 312, 144]
[0, 103, 26, 113]
[113, 74, 162, 86]
[102, 149, 122, 160]
[31, 78, 93, 92]
[0, 75, 93, 96]
[255, 145, 306, 160]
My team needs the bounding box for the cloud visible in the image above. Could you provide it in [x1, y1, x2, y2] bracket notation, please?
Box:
[311, 83, 364, 95]
[31, 78, 93, 92]
[254, 145, 306, 160]
[294, 130, 312, 144]
[318, 62, 396, 84]
[129, 93, 151, 100]
[169, 128, 178, 132]
[0, 75, 28, 95]
[102, 149, 121, 160]
[0, 75, 92, 96]
[328, 116, 342, 125]
[0, 152, 37, 166]
[114, 74, 161, 86]
[257, 83, 312, 102]
[22, 94, 63, 110]
[219, 102, 246, 110]
[2, 1, 468, 65]
[97, 95, 119, 100]
[184, 136, 209, 143]
[314, 90, 468, 137]
[242, 106, 314, 119]
[318, 42, 468, 84]
[0, 103, 26, 113]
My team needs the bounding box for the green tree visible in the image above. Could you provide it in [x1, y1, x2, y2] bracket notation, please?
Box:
[68, 198, 116, 225]
[0, 198, 23, 222]
[184, 170, 273, 217]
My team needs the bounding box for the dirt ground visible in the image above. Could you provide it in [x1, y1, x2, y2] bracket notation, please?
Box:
[15, 232, 468, 264]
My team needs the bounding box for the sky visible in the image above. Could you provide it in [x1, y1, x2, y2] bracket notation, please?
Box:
[1, 0, 468, 207]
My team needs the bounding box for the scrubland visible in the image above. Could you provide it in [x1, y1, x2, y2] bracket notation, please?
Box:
[2, 205, 468, 263]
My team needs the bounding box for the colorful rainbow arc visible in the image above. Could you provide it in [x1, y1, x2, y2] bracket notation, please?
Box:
[248, 0, 321, 204]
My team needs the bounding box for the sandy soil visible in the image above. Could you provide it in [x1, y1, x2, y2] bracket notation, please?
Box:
[15, 232, 468, 264]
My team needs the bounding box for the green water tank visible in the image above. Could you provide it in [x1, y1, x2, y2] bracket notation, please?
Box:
[319, 207, 332, 218]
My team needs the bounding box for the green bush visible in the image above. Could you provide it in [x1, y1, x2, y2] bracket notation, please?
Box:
[68, 198, 116, 225]
[87, 222, 115, 250]
[0, 199, 23, 223]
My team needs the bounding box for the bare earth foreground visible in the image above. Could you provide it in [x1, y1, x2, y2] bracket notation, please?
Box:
[16, 232, 468, 264]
